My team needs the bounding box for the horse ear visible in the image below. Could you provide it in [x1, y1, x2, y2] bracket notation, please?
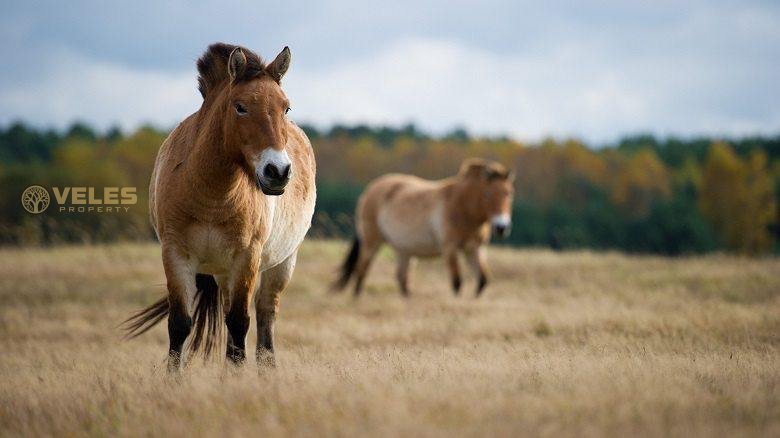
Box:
[459, 158, 487, 179]
[266, 46, 291, 83]
[228, 47, 247, 82]
[506, 169, 515, 182]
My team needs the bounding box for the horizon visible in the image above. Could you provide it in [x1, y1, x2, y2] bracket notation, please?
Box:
[2, 118, 779, 149]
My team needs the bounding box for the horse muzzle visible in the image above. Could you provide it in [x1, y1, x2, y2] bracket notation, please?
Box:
[257, 162, 291, 196]
[254, 148, 292, 196]
[490, 214, 512, 239]
[492, 224, 511, 238]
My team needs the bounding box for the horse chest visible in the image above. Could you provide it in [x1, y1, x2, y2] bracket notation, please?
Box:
[260, 195, 314, 270]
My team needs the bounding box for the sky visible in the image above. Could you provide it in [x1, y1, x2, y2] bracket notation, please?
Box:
[1, 0, 778, 143]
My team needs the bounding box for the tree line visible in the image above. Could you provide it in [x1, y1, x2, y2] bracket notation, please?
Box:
[0, 121, 777, 255]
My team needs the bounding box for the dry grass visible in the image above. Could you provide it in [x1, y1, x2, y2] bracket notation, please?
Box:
[0, 240, 778, 437]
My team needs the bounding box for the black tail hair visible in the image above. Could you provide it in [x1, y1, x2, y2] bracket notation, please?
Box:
[189, 274, 222, 357]
[121, 273, 223, 357]
[332, 237, 360, 292]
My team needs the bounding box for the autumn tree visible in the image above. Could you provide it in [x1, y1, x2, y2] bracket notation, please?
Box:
[699, 142, 776, 254]
[742, 151, 776, 253]
[610, 148, 670, 217]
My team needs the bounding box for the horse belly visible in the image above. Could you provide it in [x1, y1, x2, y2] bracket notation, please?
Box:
[378, 206, 441, 257]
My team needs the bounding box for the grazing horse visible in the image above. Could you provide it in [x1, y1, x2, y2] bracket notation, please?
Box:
[123, 43, 316, 370]
[333, 158, 513, 297]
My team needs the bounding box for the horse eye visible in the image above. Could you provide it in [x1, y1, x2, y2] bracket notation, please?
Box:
[285, 107, 291, 114]
[234, 103, 248, 116]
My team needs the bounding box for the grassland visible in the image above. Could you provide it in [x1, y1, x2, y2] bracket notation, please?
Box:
[0, 240, 778, 437]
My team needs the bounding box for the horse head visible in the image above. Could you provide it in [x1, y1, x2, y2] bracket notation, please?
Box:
[198, 43, 294, 195]
[459, 158, 515, 238]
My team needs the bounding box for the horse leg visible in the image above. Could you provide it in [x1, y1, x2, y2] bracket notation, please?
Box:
[255, 251, 297, 367]
[443, 246, 461, 295]
[225, 249, 261, 365]
[464, 246, 489, 296]
[395, 252, 411, 297]
[353, 240, 381, 297]
[162, 245, 197, 372]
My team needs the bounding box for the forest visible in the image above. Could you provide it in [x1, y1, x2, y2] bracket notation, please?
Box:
[0, 121, 777, 255]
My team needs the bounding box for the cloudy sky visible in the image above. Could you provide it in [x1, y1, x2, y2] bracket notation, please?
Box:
[1, 0, 778, 143]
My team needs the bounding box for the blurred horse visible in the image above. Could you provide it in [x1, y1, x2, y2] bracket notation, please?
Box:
[123, 43, 316, 370]
[333, 158, 513, 297]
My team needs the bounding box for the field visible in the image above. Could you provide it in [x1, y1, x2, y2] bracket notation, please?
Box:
[0, 240, 778, 437]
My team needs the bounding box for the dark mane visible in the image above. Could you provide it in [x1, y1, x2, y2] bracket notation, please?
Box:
[196, 43, 265, 98]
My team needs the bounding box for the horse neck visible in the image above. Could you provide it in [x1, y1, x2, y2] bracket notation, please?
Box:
[448, 178, 489, 228]
[185, 92, 250, 203]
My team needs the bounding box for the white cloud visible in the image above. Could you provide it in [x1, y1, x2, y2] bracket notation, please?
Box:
[0, 50, 200, 132]
[2, 28, 778, 144]
[283, 38, 647, 141]
[286, 34, 779, 142]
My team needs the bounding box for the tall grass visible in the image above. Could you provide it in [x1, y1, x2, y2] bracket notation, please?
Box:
[0, 241, 778, 436]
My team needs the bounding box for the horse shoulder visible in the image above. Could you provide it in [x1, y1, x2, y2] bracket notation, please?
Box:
[150, 114, 213, 240]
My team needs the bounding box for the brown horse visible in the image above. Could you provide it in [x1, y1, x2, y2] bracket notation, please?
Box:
[122, 43, 316, 370]
[333, 158, 513, 297]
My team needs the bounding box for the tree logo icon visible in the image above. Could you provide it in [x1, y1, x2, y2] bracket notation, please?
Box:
[21, 185, 50, 214]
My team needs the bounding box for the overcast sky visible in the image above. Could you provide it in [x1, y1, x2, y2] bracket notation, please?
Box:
[1, 0, 778, 143]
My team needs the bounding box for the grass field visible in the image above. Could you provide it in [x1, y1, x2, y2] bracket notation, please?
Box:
[0, 240, 778, 437]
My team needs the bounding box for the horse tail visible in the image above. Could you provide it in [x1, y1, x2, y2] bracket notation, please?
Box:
[122, 273, 223, 357]
[121, 295, 169, 339]
[188, 273, 222, 357]
[332, 237, 360, 292]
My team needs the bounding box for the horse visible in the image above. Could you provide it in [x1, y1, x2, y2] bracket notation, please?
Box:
[122, 43, 316, 370]
[332, 158, 513, 297]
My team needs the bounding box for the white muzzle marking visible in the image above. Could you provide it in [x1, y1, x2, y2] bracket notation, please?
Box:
[253, 148, 293, 195]
[490, 213, 512, 238]
[491, 214, 511, 229]
[255, 148, 292, 178]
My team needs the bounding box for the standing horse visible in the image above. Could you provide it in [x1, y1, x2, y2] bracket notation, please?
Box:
[333, 158, 513, 297]
[123, 43, 316, 370]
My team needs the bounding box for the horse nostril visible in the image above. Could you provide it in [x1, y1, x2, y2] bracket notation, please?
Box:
[280, 164, 291, 180]
[263, 164, 274, 179]
[493, 223, 511, 238]
[264, 164, 280, 180]
[263, 163, 291, 183]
